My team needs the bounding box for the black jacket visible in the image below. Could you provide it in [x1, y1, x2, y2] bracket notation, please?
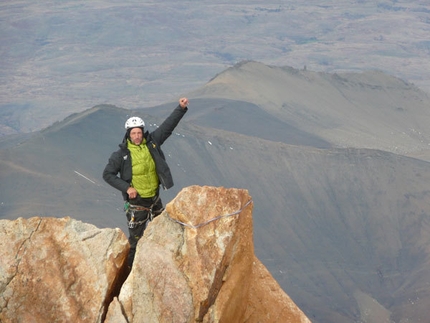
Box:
[103, 105, 187, 200]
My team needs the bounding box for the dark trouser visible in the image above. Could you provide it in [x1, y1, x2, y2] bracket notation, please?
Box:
[126, 195, 164, 267]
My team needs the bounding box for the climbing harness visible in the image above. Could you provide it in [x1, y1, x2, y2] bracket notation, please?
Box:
[125, 196, 161, 229]
[167, 199, 253, 229]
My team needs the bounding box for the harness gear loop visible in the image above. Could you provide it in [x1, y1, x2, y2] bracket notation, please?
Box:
[126, 196, 160, 229]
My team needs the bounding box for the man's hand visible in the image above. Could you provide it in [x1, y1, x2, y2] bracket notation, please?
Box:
[127, 187, 138, 199]
[179, 97, 188, 109]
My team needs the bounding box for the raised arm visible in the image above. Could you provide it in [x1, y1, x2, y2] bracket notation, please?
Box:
[151, 97, 188, 145]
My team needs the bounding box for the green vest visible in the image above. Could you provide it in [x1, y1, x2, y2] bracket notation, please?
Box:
[127, 139, 159, 198]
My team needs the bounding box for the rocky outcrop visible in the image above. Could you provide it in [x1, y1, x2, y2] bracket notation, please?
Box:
[107, 186, 310, 323]
[0, 186, 310, 323]
[0, 217, 129, 323]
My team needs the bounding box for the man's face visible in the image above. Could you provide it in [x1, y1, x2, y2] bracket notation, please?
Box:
[129, 128, 143, 145]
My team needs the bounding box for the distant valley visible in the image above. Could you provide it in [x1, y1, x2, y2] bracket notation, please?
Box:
[1, 1, 430, 135]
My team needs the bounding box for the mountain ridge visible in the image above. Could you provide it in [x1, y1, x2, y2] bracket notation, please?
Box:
[185, 61, 430, 160]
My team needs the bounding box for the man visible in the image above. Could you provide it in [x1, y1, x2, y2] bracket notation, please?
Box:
[103, 97, 188, 267]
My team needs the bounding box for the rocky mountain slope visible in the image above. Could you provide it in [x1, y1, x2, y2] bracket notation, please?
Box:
[183, 61, 430, 160]
[1, 63, 430, 322]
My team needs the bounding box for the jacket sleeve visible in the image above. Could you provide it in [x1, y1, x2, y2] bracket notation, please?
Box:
[151, 104, 187, 145]
[102, 151, 130, 194]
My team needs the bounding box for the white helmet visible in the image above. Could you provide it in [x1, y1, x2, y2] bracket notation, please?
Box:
[125, 116, 145, 129]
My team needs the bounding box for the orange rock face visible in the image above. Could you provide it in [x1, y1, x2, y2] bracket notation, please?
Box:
[0, 217, 129, 323]
[1, 186, 310, 323]
[109, 186, 311, 323]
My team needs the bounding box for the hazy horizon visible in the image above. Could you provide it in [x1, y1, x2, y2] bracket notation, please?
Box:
[1, 0, 430, 135]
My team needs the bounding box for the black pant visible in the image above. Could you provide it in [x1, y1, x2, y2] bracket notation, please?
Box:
[126, 195, 164, 267]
